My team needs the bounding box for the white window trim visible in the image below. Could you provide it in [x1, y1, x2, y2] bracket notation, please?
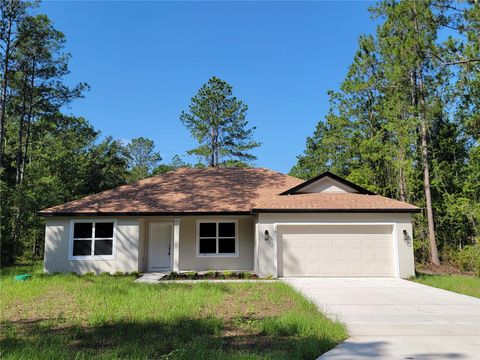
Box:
[68, 219, 117, 261]
[196, 219, 239, 258]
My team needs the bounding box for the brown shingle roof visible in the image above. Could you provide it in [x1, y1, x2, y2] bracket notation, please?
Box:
[252, 193, 420, 212]
[39, 167, 420, 216]
[39, 167, 303, 215]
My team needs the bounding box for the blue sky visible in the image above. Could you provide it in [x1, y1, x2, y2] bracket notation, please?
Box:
[38, 1, 377, 174]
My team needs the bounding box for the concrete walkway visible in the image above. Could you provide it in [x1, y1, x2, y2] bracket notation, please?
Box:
[134, 272, 168, 283]
[282, 278, 480, 360]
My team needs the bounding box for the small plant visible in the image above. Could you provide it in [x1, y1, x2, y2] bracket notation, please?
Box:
[223, 271, 233, 278]
[129, 271, 140, 278]
[114, 271, 125, 276]
[100, 272, 111, 276]
[238, 272, 245, 279]
[186, 271, 197, 278]
[205, 270, 215, 278]
[170, 271, 179, 279]
[243, 272, 252, 279]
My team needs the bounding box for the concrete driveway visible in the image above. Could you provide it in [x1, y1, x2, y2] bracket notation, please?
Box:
[282, 278, 480, 360]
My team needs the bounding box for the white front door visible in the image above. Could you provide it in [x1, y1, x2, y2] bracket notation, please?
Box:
[148, 222, 172, 271]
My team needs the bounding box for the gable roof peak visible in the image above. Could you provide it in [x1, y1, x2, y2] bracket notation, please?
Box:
[279, 171, 376, 196]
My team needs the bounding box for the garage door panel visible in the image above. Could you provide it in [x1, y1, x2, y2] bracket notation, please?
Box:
[322, 239, 333, 249]
[364, 239, 376, 247]
[349, 239, 361, 247]
[280, 225, 394, 277]
[347, 252, 361, 261]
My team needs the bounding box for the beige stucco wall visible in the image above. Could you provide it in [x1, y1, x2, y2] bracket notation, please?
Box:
[257, 212, 415, 279]
[44, 212, 414, 278]
[179, 217, 254, 271]
[138, 216, 255, 272]
[300, 177, 356, 193]
[44, 218, 140, 274]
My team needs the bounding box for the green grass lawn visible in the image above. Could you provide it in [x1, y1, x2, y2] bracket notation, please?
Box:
[413, 273, 480, 298]
[0, 264, 346, 360]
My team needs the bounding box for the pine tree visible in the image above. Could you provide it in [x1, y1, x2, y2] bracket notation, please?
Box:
[180, 76, 260, 167]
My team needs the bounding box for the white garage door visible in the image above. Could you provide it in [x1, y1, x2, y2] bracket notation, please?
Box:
[279, 225, 395, 277]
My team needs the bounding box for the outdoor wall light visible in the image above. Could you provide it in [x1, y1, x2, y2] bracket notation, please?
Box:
[264, 230, 270, 241]
[403, 230, 411, 246]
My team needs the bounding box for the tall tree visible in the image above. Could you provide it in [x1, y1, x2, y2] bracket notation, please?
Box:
[126, 137, 162, 182]
[12, 14, 86, 185]
[180, 76, 260, 167]
[0, 0, 30, 170]
[6, 13, 86, 263]
[0, 2, 132, 265]
[83, 137, 130, 194]
[291, 0, 480, 266]
[152, 154, 191, 174]
[375, 0, 442, 264]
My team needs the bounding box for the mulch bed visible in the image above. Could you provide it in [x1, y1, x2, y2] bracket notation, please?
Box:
[161, 271, 259, 280]
[416, 263, 474, 276]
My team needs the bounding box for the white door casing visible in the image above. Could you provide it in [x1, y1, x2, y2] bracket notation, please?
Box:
[148, 222, 173, 271]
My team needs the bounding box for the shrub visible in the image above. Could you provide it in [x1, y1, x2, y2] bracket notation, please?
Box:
[455, 244, 480, 276]
[100, 272, 111, 276]
[129, 271, 140, 278]
[114, 271, 125, 276]
[186, 271, 197, 278]
[84, 272, 95, 276]
[170, 271, 178, 279]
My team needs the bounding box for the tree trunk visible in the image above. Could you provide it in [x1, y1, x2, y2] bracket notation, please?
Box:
[15, 72, 30, 185]
[19, 63, 35, 184]
[419, 105, 440, 265]
[417, 65, 440, 265]
[214, 133, 219, 167]
[0, 18, 13, 169]
[210, 127, 215, 167]
[410, 2, 440, 266]
[398, 156, 407, 202]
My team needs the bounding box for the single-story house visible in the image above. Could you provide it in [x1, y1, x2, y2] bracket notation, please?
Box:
[40, 167, 420, 278]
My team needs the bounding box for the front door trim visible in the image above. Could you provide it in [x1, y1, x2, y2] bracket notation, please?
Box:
[148, 222, 173, 271]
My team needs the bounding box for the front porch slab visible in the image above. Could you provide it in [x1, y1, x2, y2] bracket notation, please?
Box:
[134, 272, 168, 283]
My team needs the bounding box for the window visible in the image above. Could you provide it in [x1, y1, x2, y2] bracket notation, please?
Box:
[197, 221, 237, 256]
[70, 220, 115, 259]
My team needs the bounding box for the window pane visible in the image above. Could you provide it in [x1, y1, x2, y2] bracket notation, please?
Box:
[74, 223, 92, 238]
[199, 223, 216, 237]
[95, 222, 114, 238]
[219, 222, 235, 237]
[199, 238, 216, 254]
[73, 240, 92, 256]
[219, 238, 235, 254]
[94, 240, 113, 255]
